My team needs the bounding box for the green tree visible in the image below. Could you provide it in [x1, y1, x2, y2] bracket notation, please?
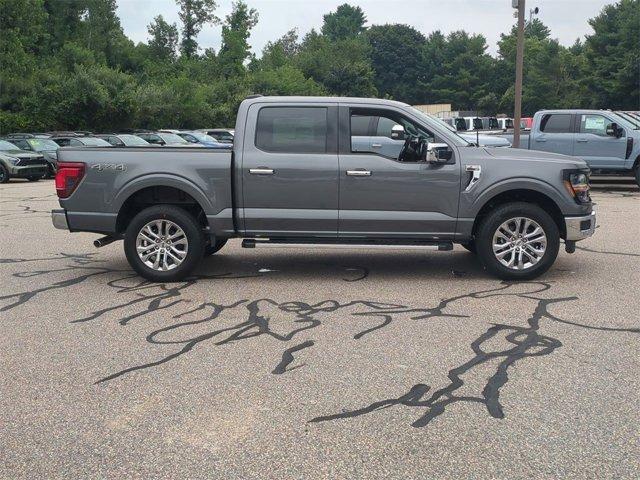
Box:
[366, 24, 427, 103]
[218, 1, 258, 78]
[147, 15, 179, 61]
[321, 3, 366, 41]
[176, 0, 219, 58]
[496, 19, 586, 115]
[582, 0, 640, 109]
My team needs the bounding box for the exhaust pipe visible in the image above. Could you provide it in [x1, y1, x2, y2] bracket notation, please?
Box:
[94, 236, 118, 248]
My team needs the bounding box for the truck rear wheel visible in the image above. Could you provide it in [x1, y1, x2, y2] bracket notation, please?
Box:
[124, 205, 205, 282]
[476, 202, 559, 280]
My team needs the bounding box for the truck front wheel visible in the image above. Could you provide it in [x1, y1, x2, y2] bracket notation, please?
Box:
[634, 164, 640, 188]
[476, 202, 560, 280]
[124, 205, 205, 282]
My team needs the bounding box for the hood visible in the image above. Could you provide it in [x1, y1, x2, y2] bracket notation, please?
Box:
[483, 146, 588, 168]
[459, 133, 511, 147]
[0, 149, 44, 160]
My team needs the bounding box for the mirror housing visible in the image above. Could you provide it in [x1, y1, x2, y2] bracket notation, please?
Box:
[425, 143, 452, 164]
[606, 122, 623, 138]
[391, 124, 405, 140]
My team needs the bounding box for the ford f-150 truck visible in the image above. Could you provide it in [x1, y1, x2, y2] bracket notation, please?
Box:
[501, 109, 640, 187]
[51, 96, 596, 282]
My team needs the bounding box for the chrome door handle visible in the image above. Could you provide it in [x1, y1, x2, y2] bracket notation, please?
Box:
[576, 138, 588, 143]
[249, 167, 274, 175]
[535, 138, 546, 142]
[371, 143, 382, 148]
[346, 170, 371, 177]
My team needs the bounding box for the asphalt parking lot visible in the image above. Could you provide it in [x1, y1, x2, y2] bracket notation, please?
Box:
[1, 178, 639, 479]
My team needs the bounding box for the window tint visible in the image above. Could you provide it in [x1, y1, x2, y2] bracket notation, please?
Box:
[256, 107, 327, 153]
[580, 115, 610, 136]
[540, 114, 572, 133]
[375, 116, 397, 138]
[350, 115, 371, 136]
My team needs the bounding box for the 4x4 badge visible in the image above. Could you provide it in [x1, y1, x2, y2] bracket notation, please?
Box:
[91, 163, 126, 172]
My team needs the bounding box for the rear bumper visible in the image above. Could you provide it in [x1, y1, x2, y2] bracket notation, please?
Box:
[51, 209, 69, 230]
[564, 210, 596, 241]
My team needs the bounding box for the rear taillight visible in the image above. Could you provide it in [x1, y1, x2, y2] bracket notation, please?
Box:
[55, 162, 85, 198]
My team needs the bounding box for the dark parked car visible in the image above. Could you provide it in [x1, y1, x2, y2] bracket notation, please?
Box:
[174, 131, 232, 149]
[51, 136, 112, 148]
[95, 134, 155, 147]
[0, 140, 48, 182]
[135, 132, 194, 147]
[4, 134, 60, 177]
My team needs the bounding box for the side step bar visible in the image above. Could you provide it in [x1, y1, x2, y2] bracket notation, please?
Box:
[242, 239, 453, 251]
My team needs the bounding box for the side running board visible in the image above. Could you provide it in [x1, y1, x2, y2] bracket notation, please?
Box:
[242, 239, 453, 251]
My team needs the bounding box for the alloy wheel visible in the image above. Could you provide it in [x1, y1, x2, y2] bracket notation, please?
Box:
[136, 219, 188, 271]
[492, 217, 547, 270]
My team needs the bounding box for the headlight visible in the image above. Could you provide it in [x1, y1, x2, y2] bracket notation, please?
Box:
[6, 157, 19, 165]
[563, 170, 591, 204]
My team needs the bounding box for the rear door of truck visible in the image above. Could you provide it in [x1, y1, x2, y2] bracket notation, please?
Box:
[240, 101, 339, 236]
[530, 112, 575, 156]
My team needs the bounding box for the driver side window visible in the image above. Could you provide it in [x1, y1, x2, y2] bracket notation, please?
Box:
[349, 108, 435, 162]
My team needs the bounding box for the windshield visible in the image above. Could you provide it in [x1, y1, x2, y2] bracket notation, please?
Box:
[407, 108, 472, 146]
[0, 140, 19, 150]
[27, 138, 60, 151]
[119, 134, 149, 146]
[160, 133, 188, 144]
[80, 137, 112, 147]
[614, 112, 640, 129]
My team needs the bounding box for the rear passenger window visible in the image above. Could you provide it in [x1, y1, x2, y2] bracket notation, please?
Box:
[256, 107, 327, 153]
[540, 114, 572, 133]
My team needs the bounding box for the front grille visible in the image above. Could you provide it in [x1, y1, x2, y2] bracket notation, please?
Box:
[17, 157, 46, 166]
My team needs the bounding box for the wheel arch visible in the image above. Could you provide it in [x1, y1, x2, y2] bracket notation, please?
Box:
[470, 188, 566, 239]
[115, 183, 211, 234]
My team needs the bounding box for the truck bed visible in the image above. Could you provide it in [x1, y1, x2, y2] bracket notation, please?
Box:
[57, 147, 233, 235]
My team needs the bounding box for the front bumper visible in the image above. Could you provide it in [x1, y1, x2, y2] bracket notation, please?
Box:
[9, 165, 47, 178]
[51, 209, 69, 230]
[564, 210, 596, 241]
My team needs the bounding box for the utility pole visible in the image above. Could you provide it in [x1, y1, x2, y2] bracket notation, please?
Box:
[512, 0, 525, 148]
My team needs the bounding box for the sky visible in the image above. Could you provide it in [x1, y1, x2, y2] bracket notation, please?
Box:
[115, 0, 615, 57]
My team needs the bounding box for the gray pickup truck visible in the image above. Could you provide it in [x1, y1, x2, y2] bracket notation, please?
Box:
[52, 96, 596, 282]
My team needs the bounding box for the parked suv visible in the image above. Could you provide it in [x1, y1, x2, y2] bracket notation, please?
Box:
[0, 140, 47, 182]
[4, 134, 60, 177]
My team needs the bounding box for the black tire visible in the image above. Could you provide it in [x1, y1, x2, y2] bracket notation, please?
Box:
[460, 241, 476, 254]
[634, 164, 640, 188]
[124, 205, 205, 282]
[476, 202, 560, 280]
[27, 176, 41, 182]
[205, 238, 228, 256]
[0, 164, 8, 183]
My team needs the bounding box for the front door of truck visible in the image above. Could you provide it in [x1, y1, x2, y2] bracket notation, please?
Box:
[337, 106, 461, 239]
[573, 113, 628, 169]
[241, 103, 339, 236]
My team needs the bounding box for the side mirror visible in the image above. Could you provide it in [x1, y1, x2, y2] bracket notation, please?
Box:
[606, 122, 623, 138]
[425, 143, 453, 164]
[391, 124, 405, 140]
